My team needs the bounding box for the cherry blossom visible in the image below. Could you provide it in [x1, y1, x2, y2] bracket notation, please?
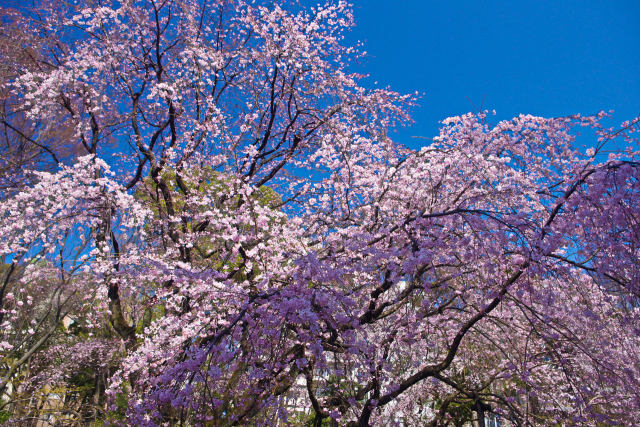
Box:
[1, 1, 639, 425]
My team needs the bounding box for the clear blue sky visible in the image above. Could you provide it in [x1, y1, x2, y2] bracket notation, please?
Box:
[2, 0, 638, 147]
[347, 0, 640, 147]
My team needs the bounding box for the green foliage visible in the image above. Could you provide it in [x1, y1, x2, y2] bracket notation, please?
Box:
[432, 368, 477, 427]
[135, 166, 281, 219]
[136, 305, 165, 335]
[102, 382, 130, 423]
[433, 395, 475, 427]
[288, 411, 331, 426]
[135, 166, 283, 276]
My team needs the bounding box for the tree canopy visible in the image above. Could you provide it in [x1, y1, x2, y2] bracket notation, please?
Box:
[1, 1, 640, 426]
